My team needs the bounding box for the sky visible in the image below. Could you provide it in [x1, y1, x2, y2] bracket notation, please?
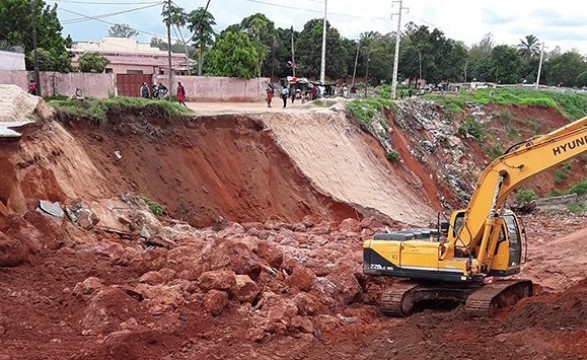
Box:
[50, 0, 587, 53]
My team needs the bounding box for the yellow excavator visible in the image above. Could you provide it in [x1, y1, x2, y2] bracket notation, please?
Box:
[364, 114, 587, 317]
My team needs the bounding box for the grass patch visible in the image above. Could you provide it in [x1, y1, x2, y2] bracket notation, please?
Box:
[553, 161, 573, 185]
[346, 97, 395, 125]
[458, 116, 486, 141]
[516, 188, 537, 204]
[568, 180, 587, 195]
[486, 144, 504, 159]
[48, 96, 193, 123]
[424, 88, 587, 120]
[141, 195, 164, 216]
[566, 202, 587, 213]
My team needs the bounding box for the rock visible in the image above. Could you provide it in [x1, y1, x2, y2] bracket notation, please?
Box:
[257, 241, 283, 268]
[246, 327, 269, 342]
[311, 221, 331, 235]
[23, 211, 62, 249]
[197, 270, 236, 293]
[264, 298, 299, 334]
[293, 292, 324, 316]
[78, 209, 97, 230]
[313, 315, 341, 337]
[0, 325, 5, 335]
[217, 222, 245, 238]
[316, 272, 362, 305]
[73, 277, 105, 296]
[0, 230, 29, 267]
[338, 218, 361, 233]
[234, 275, 260, 303]
[302, 215, 315, 228]
[81, 287, 143, 335]
[166, 245, 207, 279]
[203, 289, 229, 316]
[290, 315, 314, 334]
[286, 266, 316, 292]
[139, 268, 176, 285]
[2, 215, 43, 254]
[135, 283, 185, 312]
[93, 240, 125, 260]
[202, 239, 261, 279]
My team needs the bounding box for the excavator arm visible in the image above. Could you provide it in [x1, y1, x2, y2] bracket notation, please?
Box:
[453, 114, 587, 267]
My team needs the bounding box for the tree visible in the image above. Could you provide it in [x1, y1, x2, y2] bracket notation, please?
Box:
[108, 23, 138, 38]
[187, 7, 216, 76]
[576, 71, 587, 88]
[545, 50, 587, 87]
[296, 19, 348, 80]
[78, 52, 109, 73]
[0, 0, 70, 71]
[204, 30, 259, 79]
[517, 34, 540, 63]
[490, 45, 522, 83]
[240, 13, 276, 77]
[160, 5, 193, 74]
[469, 33, 494, 60]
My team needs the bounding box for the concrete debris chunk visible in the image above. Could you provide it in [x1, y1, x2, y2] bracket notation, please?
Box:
[65, 199, 99, 230]
[38, 200, 65, 218]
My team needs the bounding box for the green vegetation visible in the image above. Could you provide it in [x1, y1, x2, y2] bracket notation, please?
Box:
[141, 195, 164, 216]
[346, 97, 395, 125]
[566, 202, 587, 214]
[568, 180, 587, 196]
[386, 149, 400, 163]
[486, 144, 504, 159]
[553, 161, 573, 185]
[48, 96, 193, 123]
[427, 88, 587, 120]
[516, 188, 537, 204]
[465, 170, 475, 182]
[458, 115, 486, 141]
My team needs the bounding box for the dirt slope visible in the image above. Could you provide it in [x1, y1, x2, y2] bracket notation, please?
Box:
[258, 106, 435, 226]
[3, 89, 587, 359]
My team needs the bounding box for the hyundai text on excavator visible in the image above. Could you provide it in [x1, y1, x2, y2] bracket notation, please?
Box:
[363, 114, 587, 317]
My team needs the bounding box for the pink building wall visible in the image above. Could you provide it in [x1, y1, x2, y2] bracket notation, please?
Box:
[0, 70, 270, 102]
[155, 75, 271, 102]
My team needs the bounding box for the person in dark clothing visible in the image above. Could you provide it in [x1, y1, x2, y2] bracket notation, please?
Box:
[140, 82, 150, 98]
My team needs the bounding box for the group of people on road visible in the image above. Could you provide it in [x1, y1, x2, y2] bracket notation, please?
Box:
[140, 81, 187, 107]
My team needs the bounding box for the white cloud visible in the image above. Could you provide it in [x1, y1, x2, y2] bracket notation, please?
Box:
[53, 0, 587, 54]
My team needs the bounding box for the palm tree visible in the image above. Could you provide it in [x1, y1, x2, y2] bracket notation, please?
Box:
[517, 34, 540, 63]
[187, 7, 216, 76]
[161, 5, 191, 74]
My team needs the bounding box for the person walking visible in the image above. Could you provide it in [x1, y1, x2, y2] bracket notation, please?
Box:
[280, 86, 289, 108]
[140, 82, 150, 99]
[266, 83, 274, 108]
[177, 82, 187, 107]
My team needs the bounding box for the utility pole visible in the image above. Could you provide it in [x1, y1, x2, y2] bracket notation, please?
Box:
[391, 0, 408, 99]
[351, 41, 360, 87]
[30, 0, 41, 96]
[535, 42, 545, 90]
[291, 26, 296, 77]
[364, 49, 370, 98]
[165, 0, 172, 90]
[319, 0, 327, 84]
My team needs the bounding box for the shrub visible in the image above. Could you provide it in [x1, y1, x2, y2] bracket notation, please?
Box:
[568, 180, 587, 195]
[386, 149, 400, 163]
[458, 116, 485, 141]
[516, 189, 537, 205]
[141, 195, 164, 216]
[566, 202, 587, 214]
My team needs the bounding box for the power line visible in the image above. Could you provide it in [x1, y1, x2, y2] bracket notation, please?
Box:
[60, 2, 162, 24]
[52, 0, 160, 4]
[58, 6, 177, 40]
[244, 0, 389, 21]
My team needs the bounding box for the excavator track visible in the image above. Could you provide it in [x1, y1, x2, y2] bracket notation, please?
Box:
[465, 279, 533, 317]
[380, 281, 420, 317]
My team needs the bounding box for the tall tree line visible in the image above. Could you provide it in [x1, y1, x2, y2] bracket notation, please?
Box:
[2, 0, 587, 85]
